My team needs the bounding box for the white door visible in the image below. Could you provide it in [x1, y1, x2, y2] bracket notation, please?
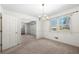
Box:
[2, 14, 18, 49]
[7, 15, 18, 48]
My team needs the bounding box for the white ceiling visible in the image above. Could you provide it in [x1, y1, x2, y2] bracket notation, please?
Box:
[1, 4, 79, 17]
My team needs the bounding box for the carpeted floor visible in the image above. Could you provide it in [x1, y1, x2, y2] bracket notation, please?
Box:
[3, 35, 79, 54]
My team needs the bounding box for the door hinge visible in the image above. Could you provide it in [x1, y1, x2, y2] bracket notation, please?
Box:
[0, 44, 2, 46]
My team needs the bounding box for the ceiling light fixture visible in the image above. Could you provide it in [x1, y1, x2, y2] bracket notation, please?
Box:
[39, 3, 50, 21]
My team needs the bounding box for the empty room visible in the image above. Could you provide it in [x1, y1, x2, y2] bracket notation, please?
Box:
[0, 4, 79, 54]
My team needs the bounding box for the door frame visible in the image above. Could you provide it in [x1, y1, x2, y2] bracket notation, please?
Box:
[0, 14, 2, 53]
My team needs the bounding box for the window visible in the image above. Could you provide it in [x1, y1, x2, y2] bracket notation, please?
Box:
[50, 16, 70, 32]
[50, 18, 57, 31]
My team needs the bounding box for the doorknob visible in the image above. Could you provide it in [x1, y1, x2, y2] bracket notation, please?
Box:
[16, 32, 17, 33]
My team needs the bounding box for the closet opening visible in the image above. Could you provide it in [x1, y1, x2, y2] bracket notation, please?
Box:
[21, 21, 36, 43]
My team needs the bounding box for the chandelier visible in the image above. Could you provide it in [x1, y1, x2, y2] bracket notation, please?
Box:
[39, 4, 50, 20]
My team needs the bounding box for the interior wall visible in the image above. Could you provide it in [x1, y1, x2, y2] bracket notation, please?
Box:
[42, 7, 79, 47]
[36, 19, 43, 39]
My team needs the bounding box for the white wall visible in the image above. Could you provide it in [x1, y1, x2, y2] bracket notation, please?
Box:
[36, 19, 43, 39]
[42, 7, 79, 47]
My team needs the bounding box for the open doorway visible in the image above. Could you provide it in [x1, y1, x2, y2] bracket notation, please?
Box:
[27, 21, 36, 36]
[21, 21, 36, 43]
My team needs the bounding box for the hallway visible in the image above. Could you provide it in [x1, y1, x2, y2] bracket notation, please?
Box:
[3, 35, 79, 54]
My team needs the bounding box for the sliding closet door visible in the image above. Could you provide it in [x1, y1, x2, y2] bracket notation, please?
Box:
[9, 15, 18, 47]
[2, 14, 19, 50]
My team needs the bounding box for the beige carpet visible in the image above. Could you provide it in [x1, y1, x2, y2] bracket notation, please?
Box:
[3, 35, 79, 54]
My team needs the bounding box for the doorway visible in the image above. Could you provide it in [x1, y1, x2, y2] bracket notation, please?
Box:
[21, 21, 36, 43]
[21, 22, 26, 35]
[21, 21, 36, 36]
[27, 21, 36, 36]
